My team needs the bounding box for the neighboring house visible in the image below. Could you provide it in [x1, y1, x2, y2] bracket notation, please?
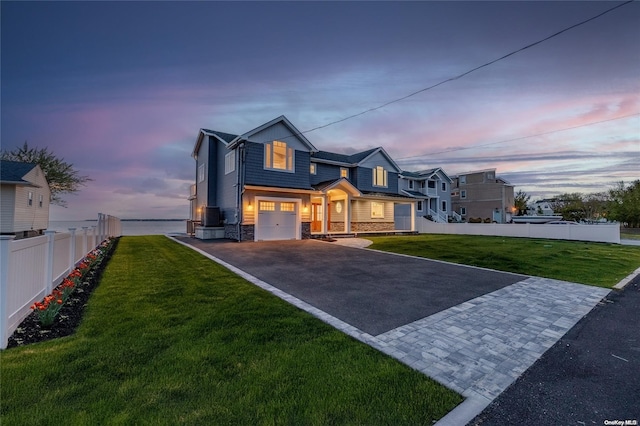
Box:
[451, 168, 514, 223]
[0, 160, 51, 238]
[190, 115, 416, 241]
[398, 168, 453, 223]
[528, 199, 556, 216]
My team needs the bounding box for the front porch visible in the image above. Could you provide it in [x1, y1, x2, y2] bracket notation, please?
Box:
[311, 179, 416, 237]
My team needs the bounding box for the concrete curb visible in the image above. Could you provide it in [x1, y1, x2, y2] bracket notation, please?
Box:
[613, 266, 640, 290]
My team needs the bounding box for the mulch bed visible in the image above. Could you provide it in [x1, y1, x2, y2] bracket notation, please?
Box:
[6, 238, 119, 349]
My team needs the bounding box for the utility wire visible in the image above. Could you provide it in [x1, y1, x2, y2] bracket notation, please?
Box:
[395, 112, 640, 161]
[297, 0, 634, 136]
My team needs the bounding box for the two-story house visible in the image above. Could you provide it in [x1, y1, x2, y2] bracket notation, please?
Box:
[398, 168, 453, 223]
[0, 160, 51, 239]
[190, 116, 416, 241]
[450, 168, 515, 223]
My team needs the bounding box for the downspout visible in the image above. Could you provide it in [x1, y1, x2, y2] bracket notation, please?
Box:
[236, 142, 245, 242]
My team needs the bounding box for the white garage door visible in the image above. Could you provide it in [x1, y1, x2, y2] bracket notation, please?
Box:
[255, 200, 299, 241]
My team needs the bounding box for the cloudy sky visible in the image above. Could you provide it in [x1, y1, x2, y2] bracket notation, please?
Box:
[2, 1, 638, 220]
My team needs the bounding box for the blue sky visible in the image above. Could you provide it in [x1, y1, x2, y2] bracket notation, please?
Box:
[2, 1, 638, 220]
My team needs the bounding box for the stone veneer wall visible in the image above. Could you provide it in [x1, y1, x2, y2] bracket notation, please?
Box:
[351, 222, 395, 232]
[241, 225, 255, 241]
[329, 222, 345, 232]
[224, 224, 238, 240]
[224, 224, 255, 241]
[301, 222, 311, 239]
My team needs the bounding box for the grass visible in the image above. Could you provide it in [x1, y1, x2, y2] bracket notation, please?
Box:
[367, 234, 640, 288]
[1, 236, 462, 425]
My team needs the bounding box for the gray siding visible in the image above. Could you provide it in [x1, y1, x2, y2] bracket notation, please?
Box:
[355, 168, 399, 194]
[244, 142, 311, 189]
[195, 136, 210, 214]
[310, 163, 348, 186]
[217, 144, 238, 224]
[247, 122, 310, 152]
[359, 151, 397, 171]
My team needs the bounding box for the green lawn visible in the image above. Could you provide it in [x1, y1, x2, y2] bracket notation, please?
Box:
[1, 236, 462, 425]
[367, 234, 640, 288]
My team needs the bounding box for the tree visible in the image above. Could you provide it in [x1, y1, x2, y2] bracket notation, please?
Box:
[514, 190, 531, 216]
[608, 180, 640, 228]
[550, 193, 588, 222]
[1, 142, 91, 207]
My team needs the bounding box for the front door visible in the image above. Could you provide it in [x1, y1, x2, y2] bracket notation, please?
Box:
[311, 202, 323, 232]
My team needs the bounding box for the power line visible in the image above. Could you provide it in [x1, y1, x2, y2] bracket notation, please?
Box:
[395, 112, 640, 161]
[298, 0, 634, 136]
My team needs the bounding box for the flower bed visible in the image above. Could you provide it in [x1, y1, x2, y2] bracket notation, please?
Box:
[7, 237, 119, 348]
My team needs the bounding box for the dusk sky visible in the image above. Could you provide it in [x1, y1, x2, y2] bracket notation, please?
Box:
[2, 1, 638, 220]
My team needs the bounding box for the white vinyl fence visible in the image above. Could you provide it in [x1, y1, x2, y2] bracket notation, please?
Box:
[417, 218, 620, 244]
[0, 214, 121, 349]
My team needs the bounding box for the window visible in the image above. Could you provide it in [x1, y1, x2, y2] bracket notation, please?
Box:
[310, 163, 316, 175]
[371, 202, 385, 218]
[198, 164, 205, 183]
[487, 172, 494, 180]
[373, 166, 387, 187]
[441, 200, 447, 212]
[340, 167, 349, 178]
[39, 194, 44, 208]
[460, 207, 467, 216]
[225, 151, 235, 174]
[28, 191, 33, 206]
[461, 190, 467, 199]
[408, 180, 414, 190]
[427, 180, 436, 189]
[459, 175, 466, 185]
[417, 201, 423, 211]
[441, 182, 447, 192]
[259, 201, 275, 211]
[265, 140, 294, 172]
[280, 202, 295, 212]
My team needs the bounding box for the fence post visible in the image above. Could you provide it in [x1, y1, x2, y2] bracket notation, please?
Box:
[69, 228, 77, 272]
[44, 230, 56, 295]
[0, 235, 16, 349]
[82, 227, 88, 254]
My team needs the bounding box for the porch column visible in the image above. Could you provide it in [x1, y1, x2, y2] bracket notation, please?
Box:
[411, 202, 416, 232]
[345, 196, 351, 234]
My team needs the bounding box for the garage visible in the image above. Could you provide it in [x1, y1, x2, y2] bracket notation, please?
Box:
[254, 197, 300, 241]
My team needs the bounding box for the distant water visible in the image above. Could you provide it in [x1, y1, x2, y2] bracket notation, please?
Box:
[48, 220, 187, 236]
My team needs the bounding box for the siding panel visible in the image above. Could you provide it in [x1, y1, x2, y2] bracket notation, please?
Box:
[244, 142, 311, 189]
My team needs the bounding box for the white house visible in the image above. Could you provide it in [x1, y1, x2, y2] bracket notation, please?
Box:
[0, 160, 51, 238]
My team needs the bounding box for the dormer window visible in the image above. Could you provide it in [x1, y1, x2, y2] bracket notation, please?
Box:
[373, 166, 387, 187]
[265, 140, 294, 172]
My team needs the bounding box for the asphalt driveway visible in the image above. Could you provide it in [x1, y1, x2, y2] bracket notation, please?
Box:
[177, 238, 525, 335]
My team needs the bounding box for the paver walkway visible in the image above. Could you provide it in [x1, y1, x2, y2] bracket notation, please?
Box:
[174, 237, 610, 425]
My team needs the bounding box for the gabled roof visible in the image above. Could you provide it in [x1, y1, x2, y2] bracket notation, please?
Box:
[228, 115, 318, 152]
[313, 178, 362, 197]
[400, 167, 452, 183]
[202, 129, 238, 144]
[192, 128, 239, 158]
[0, 160, 39, 185]
[312, 147, 402, 173]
